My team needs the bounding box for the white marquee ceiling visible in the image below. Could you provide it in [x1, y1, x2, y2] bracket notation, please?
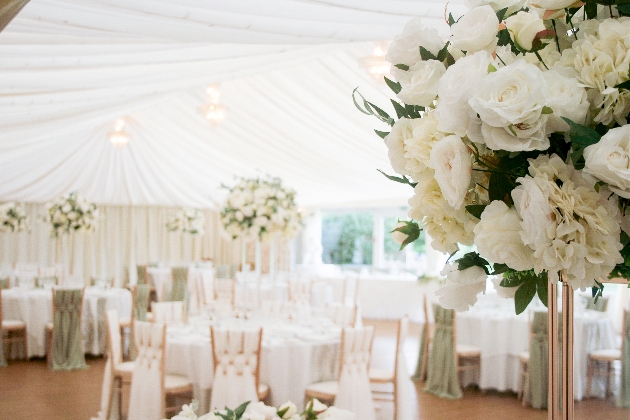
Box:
[0, 0, 466, 209]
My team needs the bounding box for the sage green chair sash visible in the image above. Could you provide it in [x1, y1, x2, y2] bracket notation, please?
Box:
[134, 284, 150, 322]
[136, 265, 147, 285]
[528, 311, 548, 409]
[36, 276, 58, 289]
[169, 266, 188, 302]
[411, 322, 428, 381]
[582, 295, 608, 312]
[216, 264, 230, 279]
[51, 288, 88, 371]
[617, 310, 630, 407]
[0, 277, 9, 289]
[424, 304, 462, 399]
[0, 290, 6, 367]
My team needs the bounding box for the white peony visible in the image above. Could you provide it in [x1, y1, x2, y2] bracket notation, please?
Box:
[505, 11, 546, 51]
[450, 6, 499, 54]
[473, 200, 534, 271]
[468, 59, 550, 151]
[468, 0, 525, 14]
[392, 59, 445, 107]
[318, 406, 356, 420]
[434, 50, 493, 137]
[386, 18, 445, 67]
[511, 176, 555, 246]
[531, 0, 578, 10]
[584, 125, 630, 198]
[429, 135, 472, 210]
[542, 67, 590, 132]
[243, 402, 277, 420]
[436, 263, 487, 312]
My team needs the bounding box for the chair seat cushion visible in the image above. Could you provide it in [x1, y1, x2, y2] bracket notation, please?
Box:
[589, 348, 621, 360]
[305, 380, 338, 400]
[369, 368, 394, 383]
[519, 351, 530, 363]
[114, 361, 135, 381]
[2, 319, 26, 329]
[457, 344, 481, 357]
[146, 312, 154, 322]
[45, 322, 53, 331]
[118, 317, 132, 327]
[165, 374, 192, 392]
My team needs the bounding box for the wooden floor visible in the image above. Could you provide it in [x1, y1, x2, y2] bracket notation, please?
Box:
[0, 320, 628, 419]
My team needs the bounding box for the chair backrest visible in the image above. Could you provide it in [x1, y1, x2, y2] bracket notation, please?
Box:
[214, 278, 235, 308]
[136, 265, 148, 285]
[133, 284, 151, 322]
[128, 321, 167, 420]
[210, 327, 262, 410]
[326, 303, 356, 327]
[528, 310, 549, 409]
[335, 326, 376, 420]
[151, 301, 184, 325]
[289, 279, 312, 304]
[36, 276, 58, 289]
[619, 310, 630, 407]
[582, 295, 609, 312]
[201, 274, 214, 306]
[90, 276, 113, 288]
[424, 304, 461, 399]
[105, 309, 124, 367]
[394, 316, 414, 420]
[342, 276, 360, 306]
[0, 276, 10, 289]
[39, 266, 57, 277]
[51, 287, 87, 370]
[215, 264, 231, 279]
[169, 266, 188, 302]
[15, 274, 35, 289]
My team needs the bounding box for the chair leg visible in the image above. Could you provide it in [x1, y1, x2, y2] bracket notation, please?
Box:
[586, 358, 593, 398]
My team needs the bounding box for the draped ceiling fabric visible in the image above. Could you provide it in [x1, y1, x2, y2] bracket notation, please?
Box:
[0, 0, 467, 209]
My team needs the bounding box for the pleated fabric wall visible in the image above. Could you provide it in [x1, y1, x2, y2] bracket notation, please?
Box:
[0, 203, 241, 286]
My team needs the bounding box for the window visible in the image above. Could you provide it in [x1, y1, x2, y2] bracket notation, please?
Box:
[321, 212, 373, 265]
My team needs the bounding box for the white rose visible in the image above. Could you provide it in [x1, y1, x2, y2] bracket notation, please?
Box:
[505, 11, 545, 52]
[434, 50, 493, 136]
[473, 200, 534, 271]
[429, 135, 472, 210]
[244, 402, 276, 420]
[277, 401, 298, 419]
[468, 60, 550, 151]
[62, 204, 72, 213]
[391, 221, 409, 244]
[584, 125, 630, 198]
[530, 0, 576, 10]
[435, 263, 487, 312]
[385, 118, 430, 179]
[242, 206, 254, 218]
[392, 59, 445, 107]
[386, 18, 445, 66]
[542, 67, 590, 132]
[511, 176, 555, 246]
[450, 6, 499, 54]
[318, 406, 355, 420]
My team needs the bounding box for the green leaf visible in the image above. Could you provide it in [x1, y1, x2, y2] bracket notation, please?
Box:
[615, 80, 630, 90]
[500, 275, 526, 288]
[541, 106, 553, 114]
[497, 28, 512, 47]
[594, 180, 607, 193]
[618, 3, 630, 15]
[394, 63, 409, 71]
[377, 169, 418, 188]
[391, 220, 422, 250]
[406, 104, 424, 119]
[436, 42, 450, 62]
[491, 263, 510, 275]
[488, 171, 514, 204]
[233, 401, 250, 419]
[374, 130, 389, 139]
[456, 252, 490, 275]
[562, 117, 602, 167]
[585, 0, 597, 18]
[514, 277, 537, 314]
[277, 407, 289, 418]
[419, 46, 437, 61]
[535, 271, 548, 308]
[391, 99, 409, 119]
[352, 87, 395, 126]
[496, 7, 508, 21]
[465, 204, 487, 219]
[384, 76, 402, 94]
[448, 12, 456, 26]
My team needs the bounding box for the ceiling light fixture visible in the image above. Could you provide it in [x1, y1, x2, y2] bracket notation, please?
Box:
[201, 85, 227, 125]
[361, 42, 391, 82]
[108, 119, 130, 148]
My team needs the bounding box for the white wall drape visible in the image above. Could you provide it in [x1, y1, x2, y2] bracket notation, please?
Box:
[0, 203, 241, 286]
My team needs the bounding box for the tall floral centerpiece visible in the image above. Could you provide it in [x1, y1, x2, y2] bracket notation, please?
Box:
[44, 191, 99, 277]
[221, 176, 302, 287]
[356, 0, 630, 314]
[0, 202, 29, 233]
[167, 208, 206, 236]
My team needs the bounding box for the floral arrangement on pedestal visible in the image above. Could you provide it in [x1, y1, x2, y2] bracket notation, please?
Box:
[166, 207, 206, 236]
[0, 202, 29, 233]
[357, 0, 630, 313]
[169, 399, 353, 420]
[44, 191, 99, 237]
[221, 176, 303, 242]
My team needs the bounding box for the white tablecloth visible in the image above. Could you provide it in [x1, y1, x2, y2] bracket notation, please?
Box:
[165, 315, 340, 412]
[457, 307, 616, 400]
[1, 286, 132, 357]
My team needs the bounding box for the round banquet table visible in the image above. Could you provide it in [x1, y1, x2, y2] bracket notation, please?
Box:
[165, 314, 341, 413]
[1, 286, 132, 357]
[456, 306, 616, 400]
